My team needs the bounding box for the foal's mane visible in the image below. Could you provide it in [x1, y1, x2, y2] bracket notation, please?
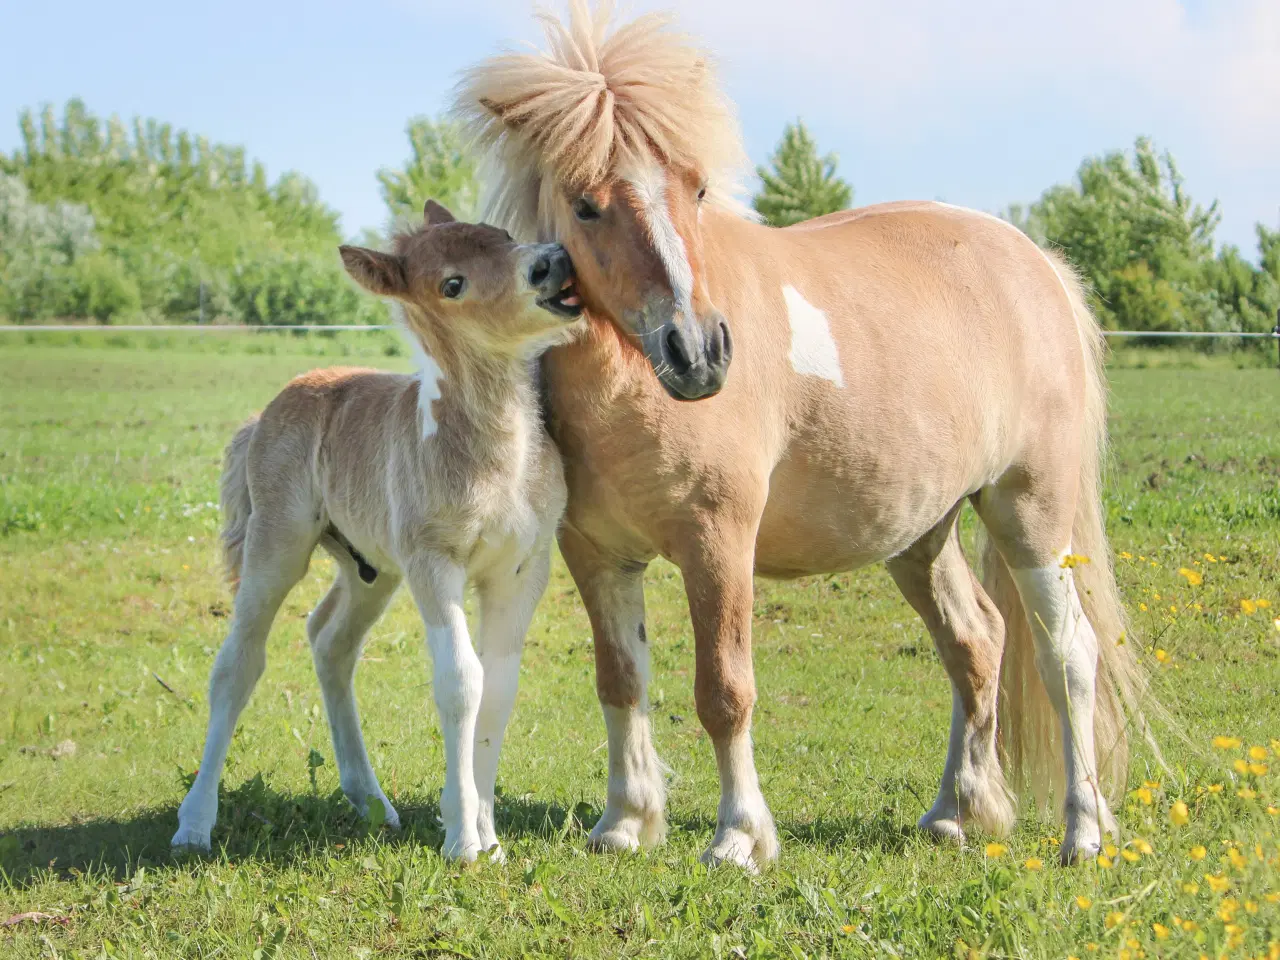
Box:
[451, 0, 750, 239]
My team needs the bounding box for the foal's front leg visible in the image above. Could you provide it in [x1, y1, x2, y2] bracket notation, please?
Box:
[678, 527, 778, 873]
[405, 554, 484, 861]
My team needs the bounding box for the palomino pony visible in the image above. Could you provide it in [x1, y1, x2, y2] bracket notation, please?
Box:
[452, 2, 1148, 870]
[172, 203, 584, 860]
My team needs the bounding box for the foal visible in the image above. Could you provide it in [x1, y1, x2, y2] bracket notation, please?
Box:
[171, 201, 583, 860]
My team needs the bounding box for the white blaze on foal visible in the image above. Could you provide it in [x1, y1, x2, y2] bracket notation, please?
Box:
[172, 201, 584, 861]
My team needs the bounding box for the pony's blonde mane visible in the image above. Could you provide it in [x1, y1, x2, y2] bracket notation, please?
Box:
[451, 0, 750, 239]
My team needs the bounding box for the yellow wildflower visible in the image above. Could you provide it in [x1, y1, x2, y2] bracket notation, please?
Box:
[1152, 592, 1162, 601]
[1138, 603, 1148, 612]
[1239, 787, 1258, 800]
[1229, 848, 1248, 870]
[1076, 896, 1093, 909]
[1181, 918, 1198, 932]
[1242, 599, 1258, 614]
[1178, 567, 1203, 586]
[1219, 555, 1227, 561]
[1060, 553, 1090, 568]
[1207, 783, 1224, 793]
[1085, 944, 1098, 953]
[1205, 873, 1230, 893]
[1235, 758, 1250, 775]
[1214, 736, 1242, 750]
[1023, 857, 1043, 871]
[1121, 848, 1140, 863]
[1250, 762, 1269, 776]
[1268, 806, 1280, 816]
[1152, 923, 1170, 940]
[1259, 599, 1273, 609]
[1106, 911, 1125, 928]
[984, 842, 1007, 858]
[1119, 551, 1133, 560]
[1134, 838, 1154, 855]
[1155, 648, 1170, 663]
[1190, 845, 1208, 861]
[1170, 800, 1190, 826]
[1097, 854, 1113, 868]
[1266, 893, 1280, 904]
[1251, 745, 1269, 761]
[1182, 882, 1199, 894]
[1134, 787, 1153, 805]
[1104, 843, 1119, 857]
[1246, 901, 1259, 914]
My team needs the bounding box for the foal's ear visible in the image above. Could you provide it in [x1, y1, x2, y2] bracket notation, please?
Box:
[339, 245, 407, 298]
[424, 200, 456, 226]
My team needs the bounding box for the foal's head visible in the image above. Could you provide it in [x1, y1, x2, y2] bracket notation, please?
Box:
[339, 201, 583, 367]
[454, 3, 747, 401]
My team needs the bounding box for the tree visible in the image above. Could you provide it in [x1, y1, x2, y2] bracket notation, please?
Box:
[753, 121, 852, 227]
[377, 116, 477, 231]
[1005, 137, 1278, 334]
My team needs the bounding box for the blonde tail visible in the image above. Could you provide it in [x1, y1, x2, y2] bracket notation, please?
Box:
[987, 251, 1153, 805]
[219, 416, 259, 590]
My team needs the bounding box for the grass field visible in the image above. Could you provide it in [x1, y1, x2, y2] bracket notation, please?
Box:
[2, 335, 1279, 959]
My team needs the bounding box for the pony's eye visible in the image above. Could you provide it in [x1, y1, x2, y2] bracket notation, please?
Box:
[440, 276, 466, 299]
[572, 197, 601, 222]
[696, 185, 707, 202]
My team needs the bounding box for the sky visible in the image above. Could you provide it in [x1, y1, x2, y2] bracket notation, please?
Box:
[2, 0, 1277, 254]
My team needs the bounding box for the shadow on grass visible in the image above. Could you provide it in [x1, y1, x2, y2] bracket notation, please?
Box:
[0, 776, 594, 888]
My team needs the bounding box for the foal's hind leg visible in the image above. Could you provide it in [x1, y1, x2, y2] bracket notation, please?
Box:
[173, 515, 316, 850]
[886, 507, 1015, 844]
[308, 561, 401, 829]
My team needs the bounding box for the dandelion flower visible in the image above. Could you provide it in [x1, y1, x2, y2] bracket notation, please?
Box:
[1181, 918, 1198, 931]
[1250, 746, 1269, 761]
[1076, 896, 1093, 909]
[1267, 806, 1279, 816]
[1228, 848, 1247, 870]
[1205, 873, 1230, 893]
[1213, 736, 1242, 750]
[1239, 787, 1258, 800]
[1242, 599, 1258, 615]
[1170, 801, 1190, 826]
[1060, 553, 1090, 568]
[1097, 854, 1114, 868]
[1182, 882, 1199, 894]
[1245, 901, 1259, 914]
[1024, 857, 1043, 871]
[1153, 923, 1170, 940]
[1259, 599, 1273, 609]
[1138, 603, 1148, 612]
[1121, 848, 1140, 863]
[1190, 845, 1208, 861]
[1207, 783, 1223, 793]
[1250, 762, 1269, 776]
[1178, 567, 1203, 586]
[1104, 843, 1119, 858]
[1120, 551, 1133, 560]
[1235, 759, 1250, 775]
[1106, 911, 1125, 928]
[1134, 787, 1153, 805]
[1153, 592, 1162, 601]
[1135, 838, 1154, 855]
[984, 842, 1007, 858]
[1085, 944, 1098, 953]
[1155, 648, 1170, 663]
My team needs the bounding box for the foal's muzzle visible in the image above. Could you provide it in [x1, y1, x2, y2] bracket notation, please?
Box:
[650, 313, 732, 401]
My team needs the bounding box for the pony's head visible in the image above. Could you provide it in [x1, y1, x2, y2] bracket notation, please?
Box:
[453, 0, 748, 400]
[340, 201, 583, 370]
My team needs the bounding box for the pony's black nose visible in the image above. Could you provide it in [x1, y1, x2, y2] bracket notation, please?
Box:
[529, 256, 551, 289]
[665, 326, 696, 375]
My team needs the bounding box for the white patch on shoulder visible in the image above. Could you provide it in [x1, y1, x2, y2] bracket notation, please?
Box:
[624, 165, 694, 322]
[782, 285, 845, 388]
[400, 324, 443, 439]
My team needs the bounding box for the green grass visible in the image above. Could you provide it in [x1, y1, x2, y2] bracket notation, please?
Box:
[1, 338, 1279, 958]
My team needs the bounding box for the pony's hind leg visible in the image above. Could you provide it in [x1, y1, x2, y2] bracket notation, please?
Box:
[886, 507, 1015, 844]
[173, 513, 317, 850]
[975, 474, 1118, 864]
[308, 558, 401, 829]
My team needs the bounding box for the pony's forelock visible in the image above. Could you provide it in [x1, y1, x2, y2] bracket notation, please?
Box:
[452, 0, 751, 240]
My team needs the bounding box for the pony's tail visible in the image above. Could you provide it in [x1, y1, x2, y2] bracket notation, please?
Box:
[220, 416, 259, 591]
[987, 251, 1153, 806]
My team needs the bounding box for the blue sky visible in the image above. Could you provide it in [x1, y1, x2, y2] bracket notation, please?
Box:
[2, 0, 1276, 254]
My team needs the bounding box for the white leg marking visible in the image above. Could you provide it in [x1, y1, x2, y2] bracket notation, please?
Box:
[624, 165, 695, 323]
[703, 731, 778, 873]
[782, 285, 845, 388]
[408, 559, 484, 862]
[1008, 553, 1116, 863]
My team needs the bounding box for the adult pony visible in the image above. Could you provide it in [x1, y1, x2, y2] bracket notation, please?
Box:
[453, 1, 1147, 869]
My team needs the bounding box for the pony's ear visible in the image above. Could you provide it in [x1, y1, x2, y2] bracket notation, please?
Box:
[424, 200, 456, 226]
[339, 245, 407, 298]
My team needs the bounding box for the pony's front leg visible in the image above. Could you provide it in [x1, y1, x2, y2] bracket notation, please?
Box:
[678, 526, 778, 873]
[559, 525, 666, 853]
[472, 544, 552, 860]
[405, 554, 484, 862]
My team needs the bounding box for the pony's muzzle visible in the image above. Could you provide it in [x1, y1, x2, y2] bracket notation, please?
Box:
[655, 313, 731, 401]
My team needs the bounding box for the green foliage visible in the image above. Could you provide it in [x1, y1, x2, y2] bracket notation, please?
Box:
[753, 121, 853, 227]
[376, 115, 478, 231]
[1007, 137, 1278, 336]
[0, 100, 384, 326]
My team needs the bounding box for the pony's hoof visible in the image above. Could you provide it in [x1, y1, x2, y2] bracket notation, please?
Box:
[441, 833, 483, 863]
[1060, 839, 1100, 866]
[587, 824, 641, 853]
[483, 843, 506, 865]
[170, 825, 212, 852]
[918, 814, 966, 845]
[701, 820, 779, 874]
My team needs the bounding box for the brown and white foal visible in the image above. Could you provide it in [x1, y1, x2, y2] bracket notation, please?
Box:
[172, 202, 583, 860]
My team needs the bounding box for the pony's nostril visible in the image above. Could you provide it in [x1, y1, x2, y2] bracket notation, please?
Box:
[664, 327, 694, 374]
[713, 320, 732, 366]
[529, 257, 551, 288]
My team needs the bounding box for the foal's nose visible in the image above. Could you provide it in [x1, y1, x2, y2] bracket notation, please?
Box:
[528, 244, 573, 294]
[528, 256, 551, 289]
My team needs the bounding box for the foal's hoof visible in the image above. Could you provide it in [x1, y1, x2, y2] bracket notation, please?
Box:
[701, 820, 779, 874]
[918, 814, 966, 846]
[587, 824, 641, 854]
[170, 825, 213, 852]
[442, 833, 483, 863]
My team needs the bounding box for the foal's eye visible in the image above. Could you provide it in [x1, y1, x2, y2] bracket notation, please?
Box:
[440, 276, 466, 299]
[572, 197, 601, 222]
[696, 185, 708, 202]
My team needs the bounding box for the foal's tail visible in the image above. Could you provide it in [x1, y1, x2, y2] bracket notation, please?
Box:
[985, 251, 1153, 806]
[220, 415, 259, 591]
